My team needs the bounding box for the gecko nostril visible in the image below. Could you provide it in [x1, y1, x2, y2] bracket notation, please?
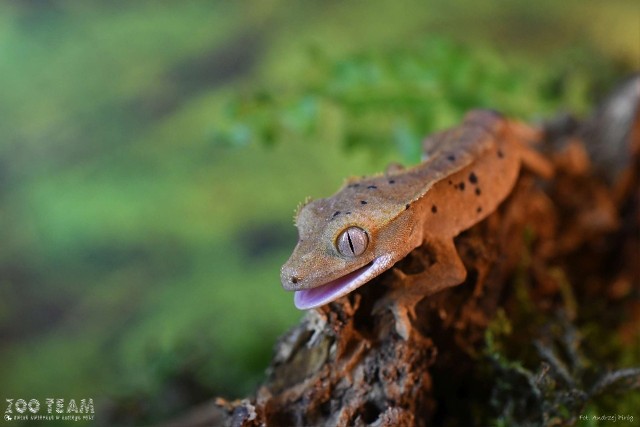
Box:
[291, 276, 300, 284]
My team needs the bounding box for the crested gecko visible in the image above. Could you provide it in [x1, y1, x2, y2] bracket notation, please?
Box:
[281, 110, 552, 328]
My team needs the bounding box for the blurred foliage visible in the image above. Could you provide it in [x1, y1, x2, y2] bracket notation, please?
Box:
[214, 39, 623, 163]
[0, 0, 637, 425]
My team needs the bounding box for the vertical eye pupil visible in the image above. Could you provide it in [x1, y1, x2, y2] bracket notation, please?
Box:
[346, 231, 355, 255]
[337, 227, 368, 257]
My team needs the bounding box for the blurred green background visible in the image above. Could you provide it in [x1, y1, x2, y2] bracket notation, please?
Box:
[0, 0, 637, 424]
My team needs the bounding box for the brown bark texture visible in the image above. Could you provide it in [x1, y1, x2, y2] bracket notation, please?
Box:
[166, 75, 640, 427]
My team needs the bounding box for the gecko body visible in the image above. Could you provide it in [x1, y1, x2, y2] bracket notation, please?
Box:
[281, 110, 552, 316]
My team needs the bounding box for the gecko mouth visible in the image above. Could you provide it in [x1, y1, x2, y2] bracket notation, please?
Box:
[293, 255, 392, 310]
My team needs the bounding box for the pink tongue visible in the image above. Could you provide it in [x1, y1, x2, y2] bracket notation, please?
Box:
[294, 263, 371, 310]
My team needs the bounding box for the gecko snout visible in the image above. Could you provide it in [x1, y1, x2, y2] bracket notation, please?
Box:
[280, 263, 304, 290]
[282, 273, 303, 291]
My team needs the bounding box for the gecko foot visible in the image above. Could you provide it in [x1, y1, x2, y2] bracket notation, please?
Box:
[391, 303, 415, 340]
[373, 296, 418, 340]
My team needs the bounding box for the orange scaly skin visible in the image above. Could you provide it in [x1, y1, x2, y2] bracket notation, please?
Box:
[281, 110, 552, 337]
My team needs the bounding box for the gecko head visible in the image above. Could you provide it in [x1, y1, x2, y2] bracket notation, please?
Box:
[280, 192, 422, 310]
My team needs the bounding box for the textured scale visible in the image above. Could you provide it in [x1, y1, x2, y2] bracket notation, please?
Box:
[280, 110, 552, 327]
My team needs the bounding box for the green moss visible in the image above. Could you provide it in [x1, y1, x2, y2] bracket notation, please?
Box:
[482, 270, 638, 425]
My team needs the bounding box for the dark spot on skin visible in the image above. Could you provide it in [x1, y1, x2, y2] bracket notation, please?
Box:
[498, 150, 504, 158]
[448, 180, 453, 185]
[447, 155, 455, 162]
[475, 188, 481, 196]
[458, 182, 465, 191]
[361, 200, 367, 205]
[388, 180, 395, 184]
[346, 211, 352, 215]
[431, 205, 438, 213]
[291, 276, 299, 284]
[469, 172, 478, 184]
[367, 185, 377, 189]
[477, 207, 482, 213]
[332, 211, 341, 217]
[405, 204, 410, 210]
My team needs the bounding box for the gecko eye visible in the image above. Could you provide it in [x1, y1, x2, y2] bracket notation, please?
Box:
[336, 227, 368, 257]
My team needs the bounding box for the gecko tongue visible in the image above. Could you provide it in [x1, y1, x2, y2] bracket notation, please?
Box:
[294, 256, 392, 310]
